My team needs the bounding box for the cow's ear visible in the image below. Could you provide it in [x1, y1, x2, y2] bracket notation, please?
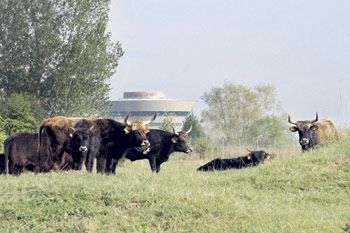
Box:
[289, 126, 297, 132]
[310, 125, 318, 131]
[171, 137, 177, 143]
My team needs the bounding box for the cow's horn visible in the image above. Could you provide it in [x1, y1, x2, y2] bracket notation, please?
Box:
[246, 148, 251, 153]
[171, 126, 179, 136]
[312, 112, 319, 123]
[88, 125, 95, 132]
[185, 125, 192, 134]
[288, 115, 297, 125]
[70, 127, 76, 132]
[143, 113, 157, 126]
[124, 112, 132, 126]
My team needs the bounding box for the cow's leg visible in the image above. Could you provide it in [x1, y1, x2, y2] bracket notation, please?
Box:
[111, 159, 118, 175]
[77, 159, 84, 170]
[96, 156, 106, 174]
[148, 157, 157, 173]
[8, 158, 14, 175]
[156, 163, 161, 173]
[85, 153, 94, 173]
[106, 157, 114, 175]
[16, 165, 23, 175]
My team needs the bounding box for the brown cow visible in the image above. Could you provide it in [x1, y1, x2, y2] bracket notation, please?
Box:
[288, 112, 336, 151]
[37, 114, 156, 173]
[4, 132, 74, 175]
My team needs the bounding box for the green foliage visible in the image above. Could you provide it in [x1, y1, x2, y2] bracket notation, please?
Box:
[181, 113, 204, 143]
[193, 136, 212, 158]
[201, 81, 281, 142]
[0, 93, 43, 135]
[0, 131, 7, 152]
[0, 138, 350, 232]
[0, 0, 123, 117]
[159, 113, 176, 132]
[243, 114, 292, 147]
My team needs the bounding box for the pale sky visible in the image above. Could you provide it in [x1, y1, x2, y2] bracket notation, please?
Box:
[107, 0, 350, 127]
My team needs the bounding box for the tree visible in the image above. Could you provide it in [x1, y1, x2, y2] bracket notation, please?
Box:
[194, 137, 212, 159]
[181, 113, 204, 143]
[159, 113, 175, 132]
[0, 116, 6, 152]
[0, 0, 123, 117]
[0, 93, 44, 135]
[201, 81, 279, 142]
[243, 115, 290, 147]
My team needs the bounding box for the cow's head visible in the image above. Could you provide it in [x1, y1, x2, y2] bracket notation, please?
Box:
[247, 148, 270, 161]
[69, 125, 97, 169]
[171, 126, 193, 153]
[288, 113, 320, 151]
[123, 113, 156, 153]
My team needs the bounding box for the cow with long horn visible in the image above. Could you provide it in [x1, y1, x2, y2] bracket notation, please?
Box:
[107, 125, 194, 173]
[288, 112, 336, 151]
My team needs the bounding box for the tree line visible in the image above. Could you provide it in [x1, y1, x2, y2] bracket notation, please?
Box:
[0, 0, 293, 153]
[170, 81, 294, 157]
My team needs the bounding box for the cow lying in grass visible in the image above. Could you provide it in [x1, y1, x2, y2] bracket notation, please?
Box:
[197, 150, 270, 172]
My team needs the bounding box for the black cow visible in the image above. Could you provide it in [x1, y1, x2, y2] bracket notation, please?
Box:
[197, 150, 270, 172]
[109, 126, 193, 174]
[95, 114, 156, 175]
[4, 133, 39, 175]
[0, 153, 6, 174]
[70, 120, 100, 172]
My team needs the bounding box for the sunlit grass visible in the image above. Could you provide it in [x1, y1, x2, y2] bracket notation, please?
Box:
[0, 136, 350, 232]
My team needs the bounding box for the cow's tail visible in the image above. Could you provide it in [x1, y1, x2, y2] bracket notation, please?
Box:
[37, 124, 47, 173]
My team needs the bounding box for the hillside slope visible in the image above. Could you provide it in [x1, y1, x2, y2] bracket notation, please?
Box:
[0, 137, 349, 232]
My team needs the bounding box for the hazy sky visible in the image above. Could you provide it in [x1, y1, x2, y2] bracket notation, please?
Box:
[107, 0, 350, 127]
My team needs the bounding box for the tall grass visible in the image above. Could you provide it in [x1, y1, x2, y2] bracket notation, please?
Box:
[0, 134, 350, 232]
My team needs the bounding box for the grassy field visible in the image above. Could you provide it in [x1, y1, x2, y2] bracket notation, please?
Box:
[0, 138, 350, 232]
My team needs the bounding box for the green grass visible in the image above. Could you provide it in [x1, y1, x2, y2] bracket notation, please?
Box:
[1, 137, 350, 232]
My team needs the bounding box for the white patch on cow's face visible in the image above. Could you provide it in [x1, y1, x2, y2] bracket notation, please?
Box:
[79, 146, 88, 152]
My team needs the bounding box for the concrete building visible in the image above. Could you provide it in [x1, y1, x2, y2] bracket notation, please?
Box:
[109, 91, 197, 130]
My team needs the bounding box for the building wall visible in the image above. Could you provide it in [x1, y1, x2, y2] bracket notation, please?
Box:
[109, 92, 197, 130]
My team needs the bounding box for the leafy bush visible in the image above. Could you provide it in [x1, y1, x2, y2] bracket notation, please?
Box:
[0, 131, 7, 152]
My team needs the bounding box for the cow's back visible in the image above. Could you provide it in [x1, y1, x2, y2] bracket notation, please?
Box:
[92, 118, 124, 144]
[314, 119, 336, 143]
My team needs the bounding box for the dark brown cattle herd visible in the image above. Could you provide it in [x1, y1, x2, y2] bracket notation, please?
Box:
[0, 112, 337, 175]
